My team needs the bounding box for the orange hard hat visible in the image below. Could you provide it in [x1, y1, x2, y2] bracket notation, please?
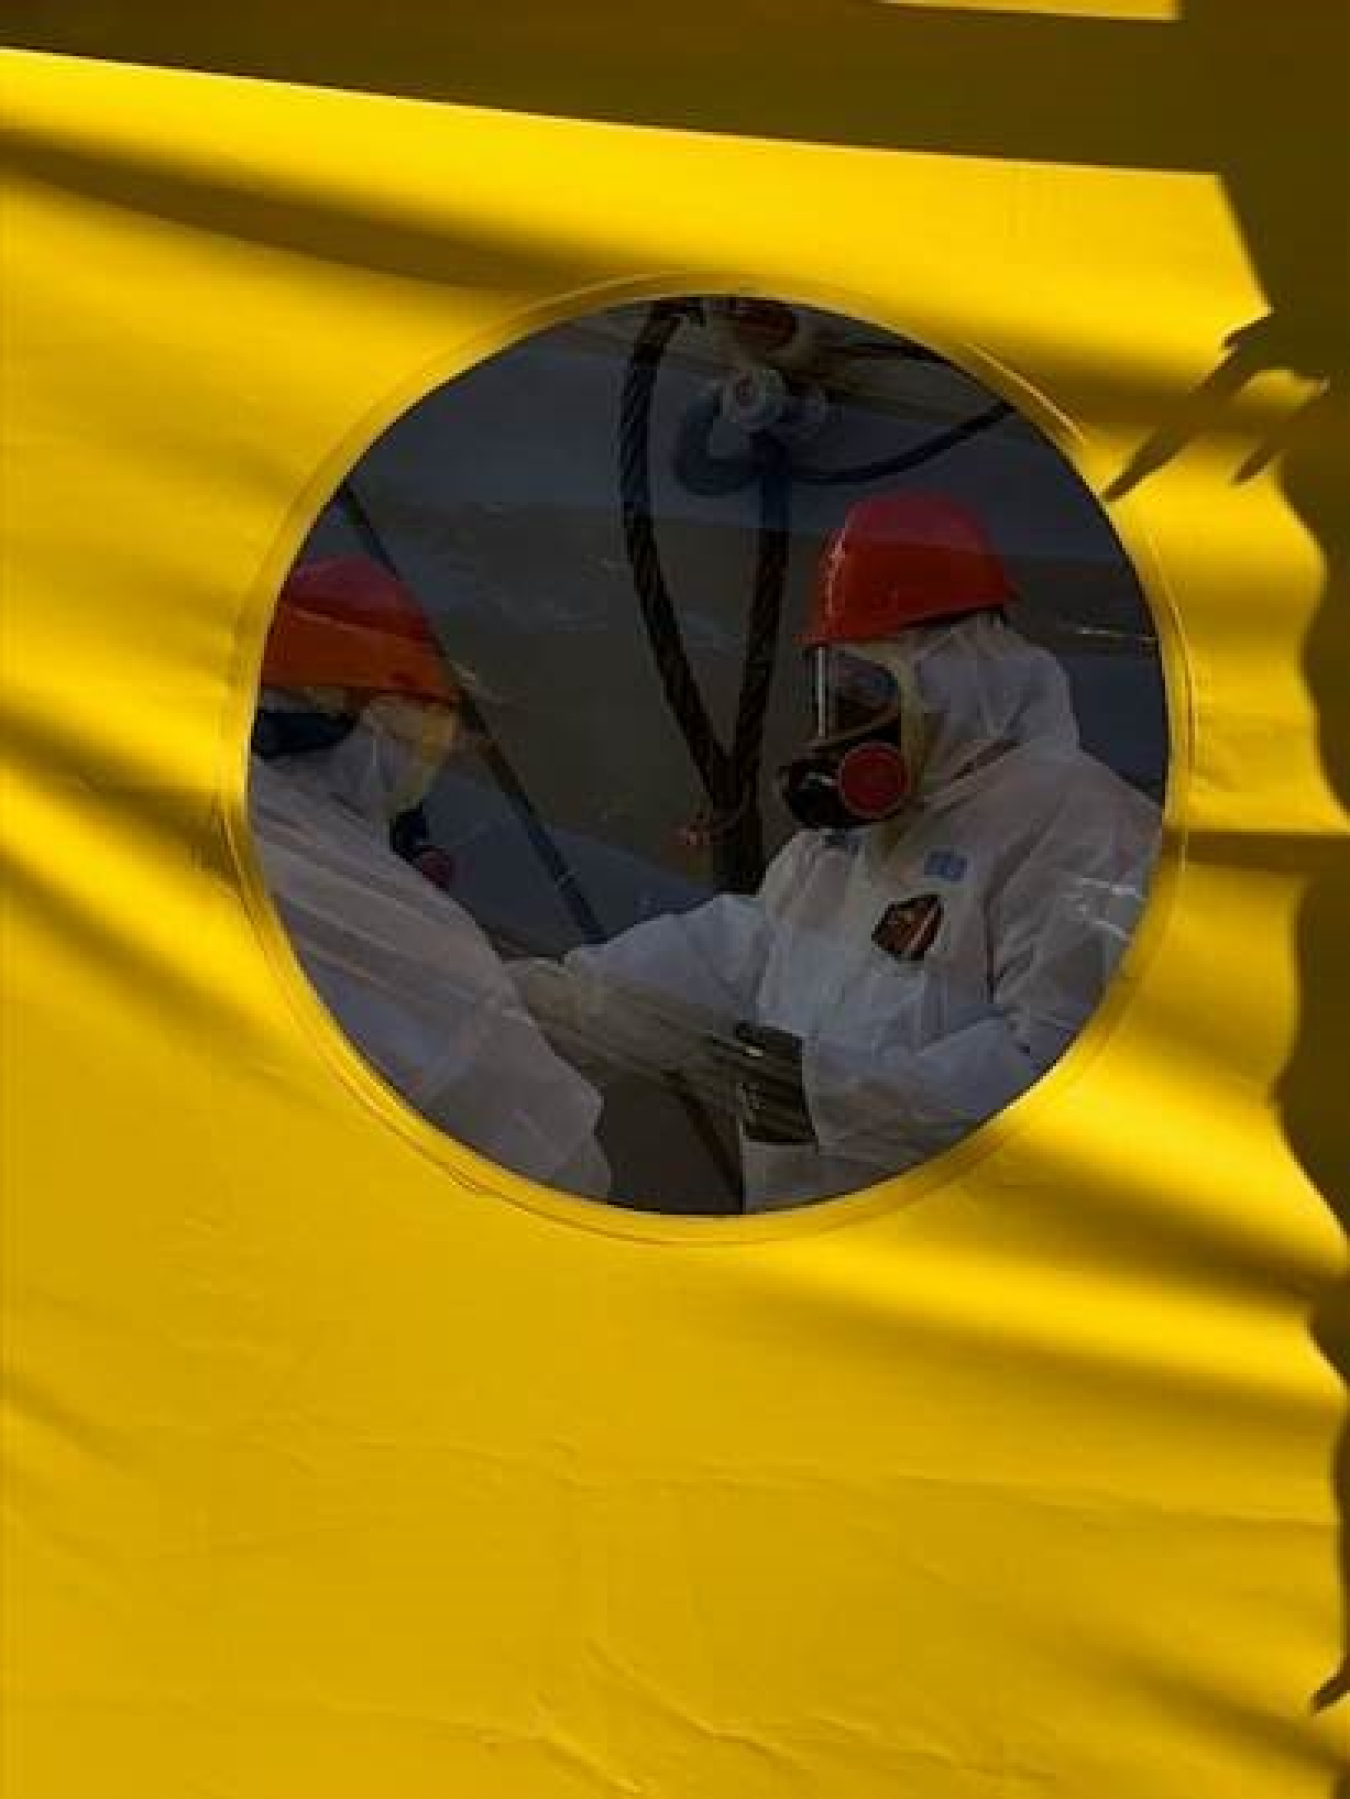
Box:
[262, 557, 457, 707]
[803, 492, 1013, 648]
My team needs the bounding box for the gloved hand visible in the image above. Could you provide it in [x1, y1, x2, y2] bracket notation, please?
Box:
[707, 1022, 813, 1145]
[512, 959, 726, 1086]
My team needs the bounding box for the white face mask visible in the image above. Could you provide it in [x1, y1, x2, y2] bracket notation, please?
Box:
[322, 697, 459, 824]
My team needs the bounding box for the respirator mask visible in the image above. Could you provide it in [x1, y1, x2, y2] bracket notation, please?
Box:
[778, 645, 925, 831]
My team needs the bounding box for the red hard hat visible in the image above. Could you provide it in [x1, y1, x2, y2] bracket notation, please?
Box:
[262, 557, 457, 706]
[804, 492, 1013, 648]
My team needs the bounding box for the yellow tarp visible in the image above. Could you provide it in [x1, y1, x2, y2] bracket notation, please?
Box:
[3, 7, 1347, 1794]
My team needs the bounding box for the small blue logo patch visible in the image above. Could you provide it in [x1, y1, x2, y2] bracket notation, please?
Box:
[923, 850, 968, 883]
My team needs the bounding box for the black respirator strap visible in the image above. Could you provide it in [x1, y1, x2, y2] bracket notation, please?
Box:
[252, 709, 356, 762]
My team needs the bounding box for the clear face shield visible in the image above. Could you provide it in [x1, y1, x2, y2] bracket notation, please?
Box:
[809, 646, 902, 741]
[779, 646, 918, 831]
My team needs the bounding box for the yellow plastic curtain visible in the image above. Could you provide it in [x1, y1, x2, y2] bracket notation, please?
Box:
[3, 7, 1347, 1795]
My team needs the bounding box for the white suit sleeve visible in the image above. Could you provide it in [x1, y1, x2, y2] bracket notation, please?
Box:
[804, 807, 1156, 1171]
[512, 889, 775, 1082]
[805, 1009, 1044, 1170]
[251, 758, 611, 1196]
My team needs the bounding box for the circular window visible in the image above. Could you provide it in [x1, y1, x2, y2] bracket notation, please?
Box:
[250, 297, 1166, 1214]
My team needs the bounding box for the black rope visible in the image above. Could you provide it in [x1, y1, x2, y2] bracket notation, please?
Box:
[619, 302, 795, 894]
[619, 304, 733, 814]
[725, 439, 791, 887]
[791, 399, 1013, 486]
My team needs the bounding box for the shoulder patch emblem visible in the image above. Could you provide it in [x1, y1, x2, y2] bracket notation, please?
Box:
[923, 849, 968, 883]
[873, 893, 944, 962]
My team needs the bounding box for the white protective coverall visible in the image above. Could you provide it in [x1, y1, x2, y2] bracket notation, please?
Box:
[250, 713, 611, 1198]
[515, 616, 1160, 1208]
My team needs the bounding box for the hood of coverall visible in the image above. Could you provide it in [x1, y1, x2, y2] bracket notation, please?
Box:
[851, 612, 1081, 811]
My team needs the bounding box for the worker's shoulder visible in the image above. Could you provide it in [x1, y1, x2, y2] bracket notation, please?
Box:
[252, 759, 506, 967]
[995, 748, 1161, 892]
[1004, 742, 1158, 824]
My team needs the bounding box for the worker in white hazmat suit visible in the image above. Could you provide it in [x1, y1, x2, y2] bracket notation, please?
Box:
[250, 555, 610, 1198]
[514, 492, 1160, 1209]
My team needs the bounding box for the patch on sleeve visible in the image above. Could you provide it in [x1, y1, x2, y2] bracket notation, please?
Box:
[873, 893, 944, 962]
